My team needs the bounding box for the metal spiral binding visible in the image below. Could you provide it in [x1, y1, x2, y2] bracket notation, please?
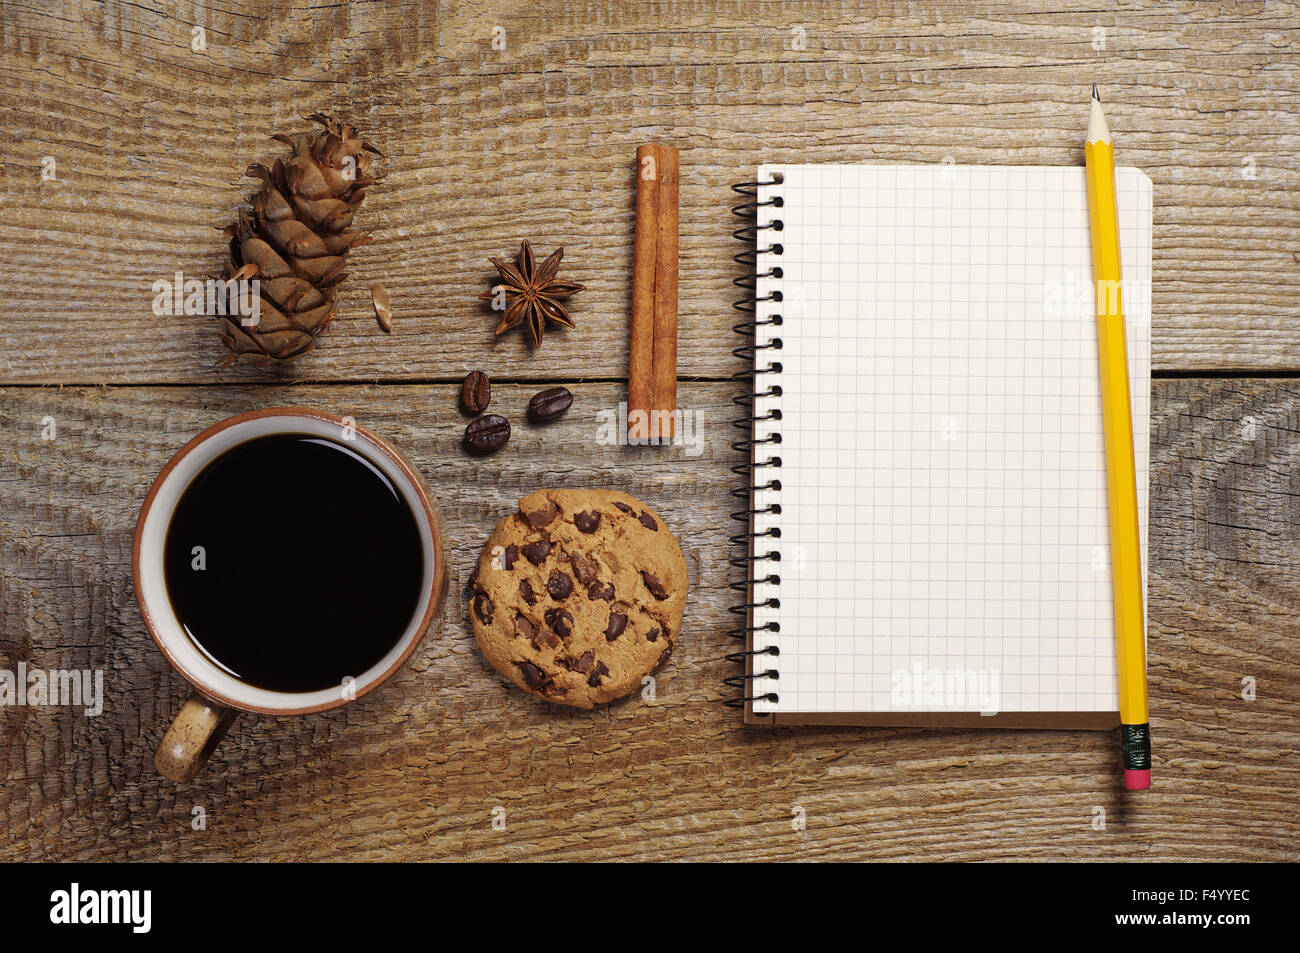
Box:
[725, 174, 785, 712]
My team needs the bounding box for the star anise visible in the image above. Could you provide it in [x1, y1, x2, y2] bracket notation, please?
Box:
[478, 240, 586, 347]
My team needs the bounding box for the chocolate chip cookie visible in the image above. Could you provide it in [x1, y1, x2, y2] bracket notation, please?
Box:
[470, 489, 688, 708]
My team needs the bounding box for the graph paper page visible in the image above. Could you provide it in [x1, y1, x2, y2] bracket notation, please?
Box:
[748, 165, 1152, 717]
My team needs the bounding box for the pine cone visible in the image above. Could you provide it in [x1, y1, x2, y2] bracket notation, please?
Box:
[216, 113, 381, 366]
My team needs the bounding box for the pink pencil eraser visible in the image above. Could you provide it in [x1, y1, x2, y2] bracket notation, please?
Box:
[1125, 769, 1151, 790]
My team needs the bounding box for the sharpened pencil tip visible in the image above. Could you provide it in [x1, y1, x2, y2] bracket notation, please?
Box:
[1092, 83, 1101, 102]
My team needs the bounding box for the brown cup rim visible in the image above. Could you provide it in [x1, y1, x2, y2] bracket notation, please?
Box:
[132, 406, 446, 716]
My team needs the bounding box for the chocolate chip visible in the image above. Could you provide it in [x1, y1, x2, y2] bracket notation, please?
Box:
[587, 660, 610, 687]
[566, 650, 595, 674]
[514, 614, 535, 639]
[587, 580, 615, 602]
[614, 501, 632, 513]
[519, 579, 537, 605]
[574, 510, 601, 533]
[646, 626, 660, 642]
[544, 607, 574, 638]
[522, 540, 552, 565]
[472, 590, 494, 624]
[532, 626, 560, 650]
[525, 501, 559, 529]
[651, 648, 672, 674]
[569, 551, 597, 585]
[641, 570, 669, 600]
[637, 511, 658, 531]
[605, 612, 627, 641]
[518, 661, 546, 689]
[547, 570, 573, 600]
[503, 544, 519, 570]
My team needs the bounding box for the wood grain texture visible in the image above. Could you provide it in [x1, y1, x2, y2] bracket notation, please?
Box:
[1, 1, 1299, 383]
[1, 380, 1296, 861]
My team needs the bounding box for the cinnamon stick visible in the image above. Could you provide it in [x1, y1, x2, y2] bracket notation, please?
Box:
[650, 145, 679, 439]
[628, 144, 660, 443]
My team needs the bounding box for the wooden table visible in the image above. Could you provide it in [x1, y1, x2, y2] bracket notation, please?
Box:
[2, 1, 1297, 862]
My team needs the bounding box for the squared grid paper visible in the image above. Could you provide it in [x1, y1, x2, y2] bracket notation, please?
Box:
[749, 164, 1152, 716]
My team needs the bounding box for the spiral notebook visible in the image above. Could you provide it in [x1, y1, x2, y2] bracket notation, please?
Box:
[729, 164, 1152, 727]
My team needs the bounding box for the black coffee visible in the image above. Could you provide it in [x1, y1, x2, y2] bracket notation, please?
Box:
[163, 434, 424, 693]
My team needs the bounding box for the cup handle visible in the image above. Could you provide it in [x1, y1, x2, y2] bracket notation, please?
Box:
[155, 691, 238, 782]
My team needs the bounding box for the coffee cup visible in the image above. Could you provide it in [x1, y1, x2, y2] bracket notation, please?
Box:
[133, 407, 447, 782]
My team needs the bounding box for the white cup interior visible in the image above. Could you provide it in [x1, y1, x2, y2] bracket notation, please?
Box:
[137, 413, 437, 713]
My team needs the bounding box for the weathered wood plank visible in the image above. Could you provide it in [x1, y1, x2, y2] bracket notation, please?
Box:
[1, 1, 1298, 383]
[0, 379, 1295, 861]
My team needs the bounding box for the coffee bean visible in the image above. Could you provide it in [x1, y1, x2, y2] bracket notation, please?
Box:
[587, 580, 615, 602]
[461, 371, 491, 414]
[605, 612, 627, 641]
[641, 570, 669, 600]
[545, 607, 574, 638]
[637, 511, 658, 531]
[465, 414, 509, 453]
[547, 570, 573, 600]
[574, 510, 601, 533]
[519, 578, 537, 605]
[522, 540, 552, 565]
[527, 386, 573, 422]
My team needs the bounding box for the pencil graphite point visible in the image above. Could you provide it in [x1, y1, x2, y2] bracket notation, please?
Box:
[1086, 89, 1110, 144]
[1092, 83, 1101, 102]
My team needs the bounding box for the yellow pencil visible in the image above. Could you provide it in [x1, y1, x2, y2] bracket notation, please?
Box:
[1085, 85, 1151, 790]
